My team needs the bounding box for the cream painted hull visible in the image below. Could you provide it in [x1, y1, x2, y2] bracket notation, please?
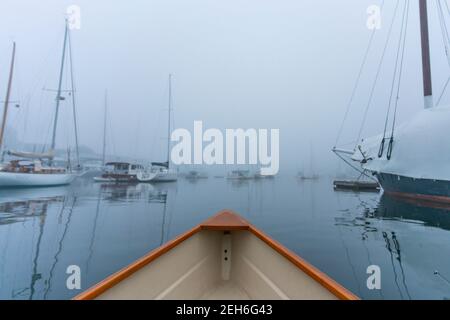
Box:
[0, 171, 76, 187]
[76, 211, 357, 300]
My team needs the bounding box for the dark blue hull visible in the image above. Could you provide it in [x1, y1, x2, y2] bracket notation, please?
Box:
[376, 172, 450, 203]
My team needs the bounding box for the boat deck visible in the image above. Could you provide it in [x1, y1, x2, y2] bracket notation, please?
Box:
[202, 281, 250, 300]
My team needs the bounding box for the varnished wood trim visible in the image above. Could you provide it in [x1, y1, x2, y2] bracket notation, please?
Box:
[73, 225, 202, 300]
[200, 209, 250, 231]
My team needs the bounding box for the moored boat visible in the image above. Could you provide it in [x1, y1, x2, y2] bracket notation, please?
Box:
[334, 1, 450, 203]
[0, 160, 76, 187]
[184, 170, 208, 179]
[94, 162, 145, 183]
[137, 162, 177, 183]
[297, 173, 320, 181]
[137, 75, 178, 183]
[75, 211, 358, 300]
[0, 22, 81, 188]
[227, 170, 252, 180]
[254, 168, 275, 179]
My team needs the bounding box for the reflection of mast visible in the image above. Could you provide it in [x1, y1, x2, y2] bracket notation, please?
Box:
[391, 233, 411, 299]
[160, 194, 167, 246]
[43, 197, 77, 299]
[164, 186, 177, 242]
[382, 231, 403, 299]
[335, 218, 362, 297]
[86, 189, 102, 273]
[28, 213, 46, 300]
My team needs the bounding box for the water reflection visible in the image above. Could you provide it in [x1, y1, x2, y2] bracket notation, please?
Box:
[0, 197, 64, 226]
[0, 182, 174, 300]
[1, 177, 450, 299]
[334, 191, 450, 299]
[376, 194, 450, 231]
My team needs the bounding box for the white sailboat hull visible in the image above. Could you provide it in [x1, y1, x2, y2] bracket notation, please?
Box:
[153, 170, 178, 182]
[0, 171, 76, 187]
[137, 170, 177, 182]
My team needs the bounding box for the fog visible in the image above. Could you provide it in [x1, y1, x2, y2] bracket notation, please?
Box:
[1, 0, 449, 175]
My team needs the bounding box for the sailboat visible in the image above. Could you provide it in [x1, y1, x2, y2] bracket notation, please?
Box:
[0, 22, 80, 187]
[137, 74, 178, 183]
[297, 143, 319, 180]
[93, 91, 145, 183]
[334, 1, 450, 203]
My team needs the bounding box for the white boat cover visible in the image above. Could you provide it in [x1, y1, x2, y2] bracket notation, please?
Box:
[7, 149, 55, 159]
[351, 104, 450, 181]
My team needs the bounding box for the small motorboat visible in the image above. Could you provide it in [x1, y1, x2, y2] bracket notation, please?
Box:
[93, 162, 145, 183]
[75, 211, 358, 300]
[227, 170, 253, 180]
[184, 170, 208, 180]
[136, 162, 177, 183]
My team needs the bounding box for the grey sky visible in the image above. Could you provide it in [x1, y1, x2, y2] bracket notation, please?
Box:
[1, 0, 449, 174]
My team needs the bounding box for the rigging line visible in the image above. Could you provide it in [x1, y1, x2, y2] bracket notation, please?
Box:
[334, 0, 386, 148]
[382, 0, 408, 142]
[332, 149, 378, 182]
[437, 76, 450, 105]
[355, 0, 401, 147]
[437, 0, 450, 64]
[436, 1, 450, 105]
[390, 0, 410, 138]
[445, 0, 450, 21]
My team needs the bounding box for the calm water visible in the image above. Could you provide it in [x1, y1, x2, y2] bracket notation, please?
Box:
[1, 175, 450, 300]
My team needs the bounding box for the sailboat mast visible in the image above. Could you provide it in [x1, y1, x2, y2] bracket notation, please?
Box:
[167, 74, 172, 167]
[419, 0, 433, 109]
[0, 42, 16, 158]
[102, 91, 108, 166]
[68, 30, 80, 167]
[50, 21, 69, 153]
